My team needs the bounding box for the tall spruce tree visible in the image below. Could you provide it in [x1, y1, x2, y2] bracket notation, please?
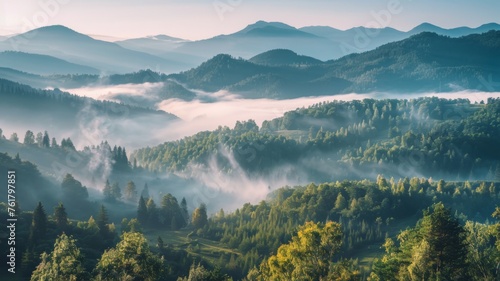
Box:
[137, 196, 148, 225]
[29, 202, 48, 245]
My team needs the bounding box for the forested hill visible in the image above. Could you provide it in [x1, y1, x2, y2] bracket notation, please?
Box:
[168, 31, 500, 98]
[0, 78, 177, 136]
[324, 31, 500, 92]
[132, 97, 500, 181]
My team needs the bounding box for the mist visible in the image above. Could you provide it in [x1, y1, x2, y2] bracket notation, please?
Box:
[5, 82, 500, 214]
[61, 83, 500, 145]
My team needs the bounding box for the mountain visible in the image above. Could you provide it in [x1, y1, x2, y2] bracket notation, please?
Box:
[174, 21, 337, 62]
[115, 35, 203, 66]
[168, 31, 500, 98]
[324, 31, 500, 92]
[0, 51, 99, 75]
[170, 21, 500, 63]
[300, 26, 408, 54]
[249, 49, 323, 66]
[0, 25, 191, 74]
[169, 54, 350, 99]
[408, 22, 500, 37]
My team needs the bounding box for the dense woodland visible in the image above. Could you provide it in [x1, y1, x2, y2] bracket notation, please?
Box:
[2, 92, 500, 280]
[167, 31, 500, 97]
[1, 171, 500, 280]
[133, 97, 500, 181]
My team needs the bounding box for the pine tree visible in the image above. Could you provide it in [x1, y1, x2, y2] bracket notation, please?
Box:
[137, 196, 148, 225]
[125, 181, 137, 202]
[111, 182, 122, 200]
[335, 193, 347, 210]
[157, 236, 164, 251]
[146, 198, 159, 226]
[29, 202, 48, 245]
[141, 183, 150, 199]
[103, 180, 114, 201]
[180, 197, 189, 226]
[192, 203, 208, 229]
[97, 205, 110, 239]
[51, 137, 58, 148]
[54, 203, 68, 231]
[421, 203, 469, 280]
[42, 131, 50, 148]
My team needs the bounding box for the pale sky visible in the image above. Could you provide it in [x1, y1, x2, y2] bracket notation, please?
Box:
[0, 0, 499, 40]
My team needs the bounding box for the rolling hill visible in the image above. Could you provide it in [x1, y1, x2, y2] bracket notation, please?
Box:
[249, 49, 323, 66]
[0, 78, 178, 149]
[0, 51, 99, 75]
[168, 31, 500, 98]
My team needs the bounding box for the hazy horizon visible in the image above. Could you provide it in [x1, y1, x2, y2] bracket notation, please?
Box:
[1, 0, 499, 40]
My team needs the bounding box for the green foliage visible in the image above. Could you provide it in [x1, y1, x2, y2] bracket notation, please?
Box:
[159, 193, 186, 230]
[371, 203, 470, 280]
[61, 173, 89, 202]
[103, 180, 122, 202]
[124, 181, 137, 202]
[192, 203, 208, 230]
[30, 234, 88, 281]
[259, 221, 355, 281]
[133, 98, 500, 181]
[30, 202, 48, 245]
[177, 263, 232, 281]
[169, 32, 500, 97]
[137, 196, 148, 225]
[94, 232, 165, 281]
[145, 198, 160, 226]
[53, 202, 68, 232]
[97, 205, 110, 239]
[24, 130, 35, 145]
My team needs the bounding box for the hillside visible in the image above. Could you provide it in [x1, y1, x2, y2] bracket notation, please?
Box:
[0, 51, 99, 75]
[0, 78, 178, 149]
[249, 49, 323, 66]
[0, 25, 190, 73]
[168, 31, 500, 98]
[132, 97, 500, 182]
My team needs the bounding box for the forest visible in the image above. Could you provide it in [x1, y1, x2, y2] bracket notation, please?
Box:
[1, 96, 500, 280]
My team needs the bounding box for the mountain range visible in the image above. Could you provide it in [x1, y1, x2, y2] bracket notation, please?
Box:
[0, 21, 499, 75]
[167, 31, 500, 98]
[0, 26, 191, 74]
[118, 21, 500, 65]
[1, 30, 499, 100]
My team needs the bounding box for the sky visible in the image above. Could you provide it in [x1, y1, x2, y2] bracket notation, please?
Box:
[0, 0, 499, 40]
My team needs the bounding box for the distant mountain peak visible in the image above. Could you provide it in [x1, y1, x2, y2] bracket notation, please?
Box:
[32, 25, 80, 34]
[19, 25, 92, 40]
[410, 22, 443, 32]
[145, 34, 188, 42]
[238, 21, 297, 34]
[479, 22, 500, 29]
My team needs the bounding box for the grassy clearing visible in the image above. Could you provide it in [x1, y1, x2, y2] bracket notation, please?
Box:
[143, 229, 240, 265]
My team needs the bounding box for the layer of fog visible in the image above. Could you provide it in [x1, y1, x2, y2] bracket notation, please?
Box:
[12, 83, 500, 212]
[61, 83, 500, 143]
